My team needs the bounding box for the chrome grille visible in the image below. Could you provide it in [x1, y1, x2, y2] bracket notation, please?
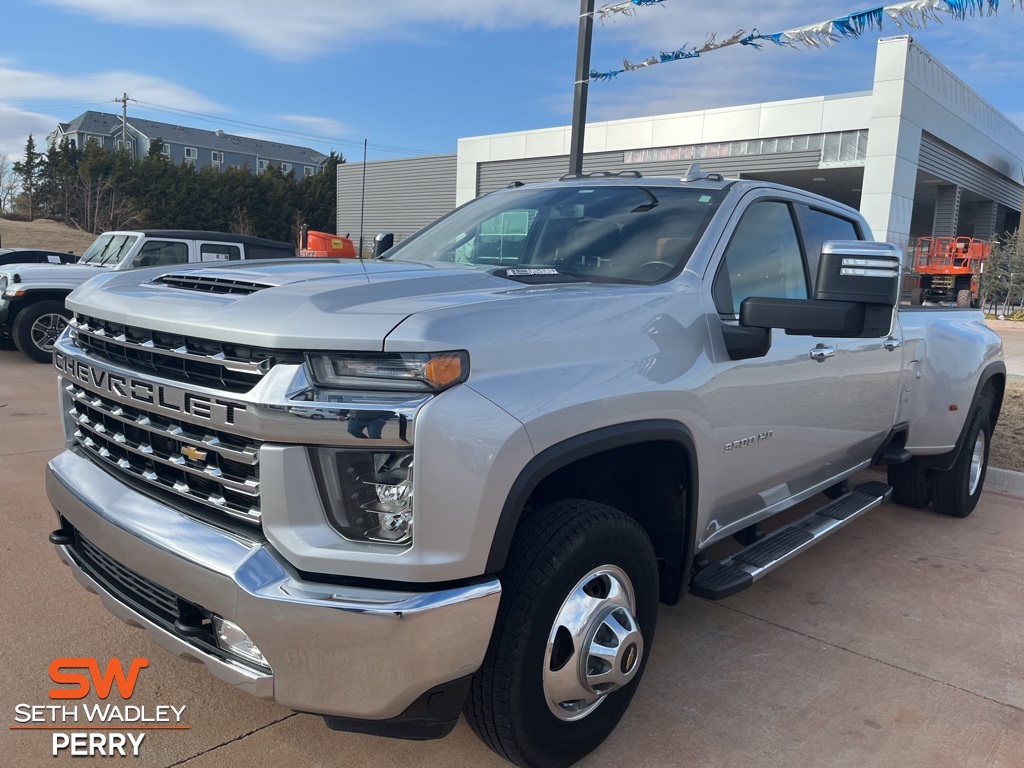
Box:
[66, 383, 262, 523]
[70, 314, 303, 393]
[154, 274, 273, 295]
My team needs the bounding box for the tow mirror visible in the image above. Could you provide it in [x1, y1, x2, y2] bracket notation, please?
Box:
[738, 240, 901, 341]
[815, 240, 901, 306]
[372, 232, 394, 258]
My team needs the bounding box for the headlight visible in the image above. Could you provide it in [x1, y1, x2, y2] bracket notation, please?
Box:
[0, 276, 7, 295]
[307, 351, 468, 392]
[313, 448, 414, 546]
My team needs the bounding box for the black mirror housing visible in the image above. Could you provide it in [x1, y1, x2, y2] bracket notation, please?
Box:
[740, 297, 864, 337]
[372, 232, 395, 258]
[815, 240, 901, 305]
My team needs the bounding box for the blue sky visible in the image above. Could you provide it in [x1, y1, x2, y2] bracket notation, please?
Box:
[2, 1, 1023, 165]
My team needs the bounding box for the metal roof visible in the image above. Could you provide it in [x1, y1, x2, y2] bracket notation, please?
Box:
[57, 111, 326, 166]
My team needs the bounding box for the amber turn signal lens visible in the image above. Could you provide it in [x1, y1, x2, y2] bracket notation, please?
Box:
[424, 353, 466, 389]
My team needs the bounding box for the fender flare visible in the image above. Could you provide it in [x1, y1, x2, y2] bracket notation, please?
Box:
[916, 360, 1006, 471]
[484, 419, 700, 588]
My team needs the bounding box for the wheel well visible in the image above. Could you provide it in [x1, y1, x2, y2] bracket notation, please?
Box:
[8, 292, 72, 324]
[521, 440, 693, 605]
[981, 374, 1005, 431]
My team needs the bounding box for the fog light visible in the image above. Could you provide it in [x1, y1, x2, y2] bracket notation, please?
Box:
[212, 617, 269, 668]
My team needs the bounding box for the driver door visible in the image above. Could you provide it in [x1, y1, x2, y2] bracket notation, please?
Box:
[701, 195, 844, 542]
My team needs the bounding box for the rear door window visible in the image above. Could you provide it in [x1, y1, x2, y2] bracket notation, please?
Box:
[198, 243, 242, 262]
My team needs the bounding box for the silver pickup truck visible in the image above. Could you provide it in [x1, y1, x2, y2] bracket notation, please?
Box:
[0, 229, 296, 362]
[45, 170, 1005, 768]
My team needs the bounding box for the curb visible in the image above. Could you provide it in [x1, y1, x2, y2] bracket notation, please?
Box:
[985, 467, 1024, 499]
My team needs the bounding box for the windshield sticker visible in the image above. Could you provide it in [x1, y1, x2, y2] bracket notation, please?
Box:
[504, 268, 560, 276]
[699, 195, 713, 203]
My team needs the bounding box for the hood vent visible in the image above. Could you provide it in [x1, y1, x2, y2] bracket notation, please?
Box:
[154, 273, 273, 295]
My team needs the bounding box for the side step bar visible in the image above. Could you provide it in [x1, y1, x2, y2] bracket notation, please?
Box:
[690, 481, 892, 600]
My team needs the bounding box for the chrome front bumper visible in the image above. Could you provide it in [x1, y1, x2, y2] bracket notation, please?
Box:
[47, 449, 501, 721]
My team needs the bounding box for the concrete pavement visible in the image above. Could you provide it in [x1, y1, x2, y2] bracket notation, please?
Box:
[2, 335, 1024, 767]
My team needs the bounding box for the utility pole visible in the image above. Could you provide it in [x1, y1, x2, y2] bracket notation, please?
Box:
[117, 92, 131, 158]
[568, 0, 595, 177]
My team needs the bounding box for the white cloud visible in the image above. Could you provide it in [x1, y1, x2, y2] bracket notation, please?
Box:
[0, 67, 221, 112]
[276, 114, 354, 140]
[45, 0, 579, 60]
[0, 107, 56, 158]
[0, 65, 224, 157]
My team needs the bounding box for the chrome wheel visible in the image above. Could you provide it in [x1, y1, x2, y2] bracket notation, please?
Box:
[968, 431, 986, 496]
[543, 565, 644, 721]
[30, 312, 68, 352]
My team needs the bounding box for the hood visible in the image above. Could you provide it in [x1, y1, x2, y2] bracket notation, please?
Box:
[66, 259, 595, 351]
[0, 262, 109, 283]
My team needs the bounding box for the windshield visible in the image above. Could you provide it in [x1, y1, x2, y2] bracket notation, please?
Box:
[79, 234, 140, 266]
[383, 185, 725, 284]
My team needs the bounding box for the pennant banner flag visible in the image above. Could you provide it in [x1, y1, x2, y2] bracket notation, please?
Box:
[594, 0, 668, 22]
[590, 0, 1016, 81]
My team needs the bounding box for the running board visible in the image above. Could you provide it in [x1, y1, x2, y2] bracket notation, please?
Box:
[690, 481, 892, 600]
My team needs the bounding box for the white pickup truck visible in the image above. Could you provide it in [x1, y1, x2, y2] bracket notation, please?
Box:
[0, 229, 296, 362]
[45, 170, 1004, 768]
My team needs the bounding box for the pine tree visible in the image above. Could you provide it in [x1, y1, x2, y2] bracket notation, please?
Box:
[12, 135, 43, 220]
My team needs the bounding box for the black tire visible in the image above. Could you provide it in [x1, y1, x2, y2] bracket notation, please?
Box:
[931, 408, 991, 518]
[12, 300, 71, 363]
[465, 500, 658, 768]
[956, 290, 971, 308]
[910, 288, 923, 306]
[888, 460, 932, 508]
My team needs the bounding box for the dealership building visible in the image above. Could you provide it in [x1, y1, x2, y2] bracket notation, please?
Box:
[338, 36, 1024, 254]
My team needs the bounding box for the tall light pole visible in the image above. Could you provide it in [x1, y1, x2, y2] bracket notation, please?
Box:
[568, 0, 595, 177]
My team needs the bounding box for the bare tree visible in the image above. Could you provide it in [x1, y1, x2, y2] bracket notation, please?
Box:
[0, 152, 18, 214]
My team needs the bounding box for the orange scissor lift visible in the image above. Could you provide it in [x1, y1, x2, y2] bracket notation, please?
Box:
[910, 236, 991, 308]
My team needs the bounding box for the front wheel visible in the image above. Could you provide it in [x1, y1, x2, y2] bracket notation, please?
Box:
[956, 289, 972, 308]
[465, 500, 658, 768]
[931, 408, 991, 517]
[12, 300, 71, 363]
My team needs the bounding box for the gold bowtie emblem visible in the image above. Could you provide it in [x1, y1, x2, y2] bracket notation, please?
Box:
[181, 446, 208, 462]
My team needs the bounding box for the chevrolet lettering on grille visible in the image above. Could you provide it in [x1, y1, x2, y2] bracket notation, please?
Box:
[54, 351, 248, 426]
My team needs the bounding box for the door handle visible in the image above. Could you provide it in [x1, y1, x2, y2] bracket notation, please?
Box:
[884, 337, 903, 351]
[809, 344, 836, 363]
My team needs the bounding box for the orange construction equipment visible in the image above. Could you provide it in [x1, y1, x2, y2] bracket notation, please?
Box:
[910, 235, 990, 307]
[299, 230, 357, 258]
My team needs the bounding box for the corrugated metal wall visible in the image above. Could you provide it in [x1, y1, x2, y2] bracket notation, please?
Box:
[919, 133, 1023, 210]
[974, 200, 999, 240]
[337, 154, 457, 248]
[931, 185, 962, 237]
[476, 150, 823, 196]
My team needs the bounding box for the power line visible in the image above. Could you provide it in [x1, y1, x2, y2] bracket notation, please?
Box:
[1, 96, 443, 157]
[130, 99, 440, 156]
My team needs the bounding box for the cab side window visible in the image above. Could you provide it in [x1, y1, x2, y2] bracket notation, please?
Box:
[714, 201, 808, 315]
[132, 240, 189, 268]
